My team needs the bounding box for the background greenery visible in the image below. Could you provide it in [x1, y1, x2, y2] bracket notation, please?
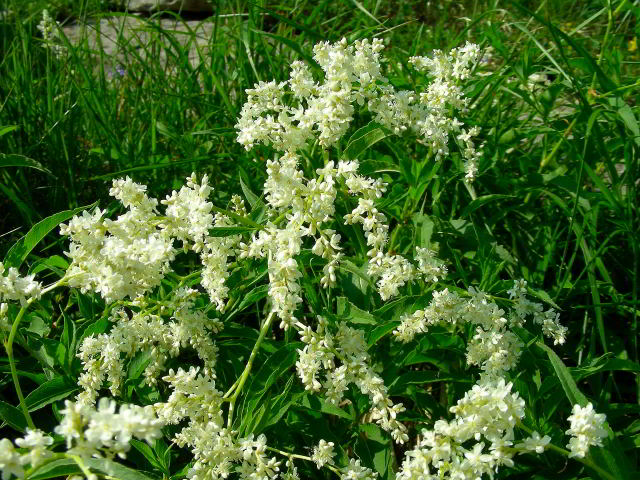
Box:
[0, 0, 638, 478]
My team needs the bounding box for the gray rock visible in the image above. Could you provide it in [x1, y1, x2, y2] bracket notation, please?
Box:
[62, 16, 216, 70]
[114, 0, 213, 12]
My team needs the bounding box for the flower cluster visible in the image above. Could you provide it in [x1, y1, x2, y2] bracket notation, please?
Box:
[0, 397, 164, 479]
[236, 38, 481, 181]
[0, 429, 53, 479]
[394, 279, 567, 376]
[37, 9, 66, 58]
[55, 398, 164, 459]
[162, 174, 244, 311]
[61, 174, 242, 309]
[77, 288, 222, 405]
[61, 178, 175, 303]
[153, 367, 282, 480]
[0, 262, 42, 307]
[311, 439, 336, 469]
[295, 317, 408, 443]
[507, 279, 567, 345]
[565, 403, 608, 458]
[397, 378, 525, 479]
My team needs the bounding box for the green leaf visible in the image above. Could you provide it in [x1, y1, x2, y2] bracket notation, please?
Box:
[233, 284, 269, 314]
[461, 194, 514, 218]
[29, 255, 69, 277]
[0, 153, 53, 175]
[0, 125, 19, 137]
[343, 122, 392, 161]
[339, 260, 374, 288]
[388, 370, 467, 395]
[412, 213, 435, 249]
[298, 393, 354, 420]
[367, 322, 399, 347]
[127, 350, 153, 381]
[239, 170, 263, 210]
[208, 226, 256, 237]
[29, 459, 81, 480]
[130, 438, 167, 474]
[355, 424, 393, 480]
[538, 342, 588, 406]
[0, 400, 27, 432]
[337, 297, 377, 325]
[3, 202, 98, 269]
[245, 343, 302, 396]
[25, 377, 79, 412]
[86, 457, 159, 480]
[617, 101, 640, 146]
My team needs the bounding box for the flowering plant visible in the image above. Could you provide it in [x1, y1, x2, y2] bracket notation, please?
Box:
[0, 35, 633, 480]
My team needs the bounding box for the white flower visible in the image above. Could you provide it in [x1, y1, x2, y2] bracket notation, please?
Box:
[0, 263, 42, 306]
[15, 429, 53, 468]
[516, 431, 551, 454]
[340, 458, 378, 480]
[312, 439, 335, 468]
[565, 403, 607, 458]
[0, 438, 23, 480]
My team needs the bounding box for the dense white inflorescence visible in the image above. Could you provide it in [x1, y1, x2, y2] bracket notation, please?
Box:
[77, 288, 222, 406]
[0, 398, 163, 474]
[0, 262, 42, 307]
[295, 317, 409, 443]
[236, 38, 482, 181]
[393, 280, 567, 377]
[0, 36, 588, 480]
[565, 403, 608, 458]
[397, 378, 525, 479]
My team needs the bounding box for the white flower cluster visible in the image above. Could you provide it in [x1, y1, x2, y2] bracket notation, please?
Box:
[508, 279, 568, 345]
[394, 281, 567, 376]
[153, 368, 281, 480]
[408, 43, 483, 180]
[162, 174, 243, 311]
[53, 398, 163, 460]
[565, 403, 607, 458]
[77, 288, 222, 405]
[397, 378, 525, 480]
[61, 178, 175, 303]
[236, 38, 481, 181]
[62, 174, 241, 309]
[311, 439, 336, 469]
[37, 9, 65, 58]
[340, 458, 378, 480]
[295, 317, 408, 443]
[0, 429, 53, 479]
[0, 262, 42, 307]
[515, 431, 551, 454]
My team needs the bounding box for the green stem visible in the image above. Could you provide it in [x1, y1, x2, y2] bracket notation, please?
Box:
[517, 422, 617, 480]
[67, 454, 95, 480]
[4, 313, 34, 430]
[589, 0, 628, 97]
[3, 279, 65, 431]
[224, 312, 275, 427]
[266, 446, 342, 476]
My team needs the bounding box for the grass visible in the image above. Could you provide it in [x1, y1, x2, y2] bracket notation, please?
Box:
[0, 0, 638, 477]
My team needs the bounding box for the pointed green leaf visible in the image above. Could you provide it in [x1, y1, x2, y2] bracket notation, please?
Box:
[0, 400, 27, 432]
[4, 202, 98, 269]
[343, 122, 392, 161]
[0, 153, 53, 175]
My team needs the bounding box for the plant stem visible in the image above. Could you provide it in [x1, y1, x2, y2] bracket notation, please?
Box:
[266, 446, 342, 476]
[3, 279, 65, 431]
[224, 312, 275, 427]
[517, 422, 617, 480]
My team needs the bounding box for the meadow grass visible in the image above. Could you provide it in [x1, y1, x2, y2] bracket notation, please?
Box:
[0, 0, 638, 478]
